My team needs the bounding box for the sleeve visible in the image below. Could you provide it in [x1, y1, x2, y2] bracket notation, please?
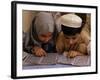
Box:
[77, 28, 90, 55]
[23, 31, 33, 54]
[87, 41, 91, 55]
[56, 32, 65, 53]
[77, 43, 87, 55]
[80, 24, 90, 45]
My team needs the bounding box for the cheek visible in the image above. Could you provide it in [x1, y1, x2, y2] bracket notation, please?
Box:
[45, 37, 52, 42]
[73, 39, 78, 43]
[41, 38, 46, 41]
[38, 37, 45, 41]
[39, 37, 51, 42]
[38, 35, 52, 42]
[48, 36, 52, 40]
[65, 39, 70, 43]
[40, 38, 44, 41]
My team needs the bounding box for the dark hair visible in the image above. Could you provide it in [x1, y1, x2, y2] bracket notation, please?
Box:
[75, 13, 87, 25]
[61, 24, 84, 36]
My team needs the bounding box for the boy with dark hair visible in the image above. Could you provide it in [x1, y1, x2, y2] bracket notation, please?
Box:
[56, 14, 90, 58]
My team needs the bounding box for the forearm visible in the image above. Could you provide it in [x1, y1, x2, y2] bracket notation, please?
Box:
[77, 43, 88, 55]
[63, 50, 85, 58]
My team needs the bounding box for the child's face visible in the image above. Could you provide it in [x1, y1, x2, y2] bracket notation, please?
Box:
[38, 32, 52, 43]
[64, 34, 80, 45]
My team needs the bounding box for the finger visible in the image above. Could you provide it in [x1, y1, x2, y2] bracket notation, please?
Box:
[39, 48, 47, 56]
[63, 51, 68, 57]
[37, 49, 46, 57]
[66, 51, 71, 57]
[42, 50, 47, 56]
[70, 51, 78, 58]
[35, 49, 42, 57]
[37, 50, 43, 57]
[35, 52, 41, 57]
[67, 52, 74, 58]
[67, 53, 71, 58]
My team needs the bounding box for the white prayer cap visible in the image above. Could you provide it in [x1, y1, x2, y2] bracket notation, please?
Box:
[60, 14, 82, 28]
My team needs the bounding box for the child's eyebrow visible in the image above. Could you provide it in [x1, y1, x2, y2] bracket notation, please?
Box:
[41, 34, 47, 37]
[41, 33, 52, 37]
[64, 35, 78, 39]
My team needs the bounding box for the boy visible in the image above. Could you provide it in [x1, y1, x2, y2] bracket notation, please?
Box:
[56, 14, 90, 58]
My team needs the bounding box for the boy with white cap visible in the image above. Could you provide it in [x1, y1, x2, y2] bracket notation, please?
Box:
[56, 13, 90, 58]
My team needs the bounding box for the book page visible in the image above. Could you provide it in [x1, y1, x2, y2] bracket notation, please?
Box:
[57, 54, 74, 65]
[23, 52, 43, 66]
[71, 56, 91, 66]
[23, 52, 29, 60]
[40, 53, 58, 64]
[57, 54, 91, 66]
[23, 52, 58, 65]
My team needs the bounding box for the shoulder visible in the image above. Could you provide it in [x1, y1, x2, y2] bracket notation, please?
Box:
[56, 32, 65, 41]
[80, 28, 90, 44]
[58, 32, 64, 37]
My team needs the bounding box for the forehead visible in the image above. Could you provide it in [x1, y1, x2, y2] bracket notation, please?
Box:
[39, 32, 52, 36]
[64, 34, 80, 38]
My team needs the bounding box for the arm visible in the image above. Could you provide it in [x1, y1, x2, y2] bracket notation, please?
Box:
[56, 32, 65, 53]
[63, 43, 87, 58]
[23, 32, 33, 54]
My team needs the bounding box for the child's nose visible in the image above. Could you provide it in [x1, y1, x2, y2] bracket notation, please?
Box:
[69, 39, 73, 45]
[45, 38, 50, 42]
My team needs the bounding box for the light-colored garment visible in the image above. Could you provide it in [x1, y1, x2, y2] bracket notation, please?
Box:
[34, 12, 54, 35]
[56, 28, 90, 54]
[23, 12, 58, 53]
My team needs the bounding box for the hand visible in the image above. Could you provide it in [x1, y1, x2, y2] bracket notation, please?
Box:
[67, 51, 79, 58]
[63, 51, 69, 56]
[64, 51, 83, 58]
[32, 46, 47, 57]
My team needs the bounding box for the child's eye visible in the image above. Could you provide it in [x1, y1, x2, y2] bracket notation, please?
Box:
[41, 35, 46, 37]
[65, 37, 69, 39]
[72, 37, 76, 39]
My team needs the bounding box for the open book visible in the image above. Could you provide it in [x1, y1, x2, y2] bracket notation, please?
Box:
[23, 52, 91, 66]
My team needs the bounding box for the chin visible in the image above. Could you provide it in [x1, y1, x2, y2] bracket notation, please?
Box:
[41, 41, 47, 43]
[43, 41, 49, 43]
